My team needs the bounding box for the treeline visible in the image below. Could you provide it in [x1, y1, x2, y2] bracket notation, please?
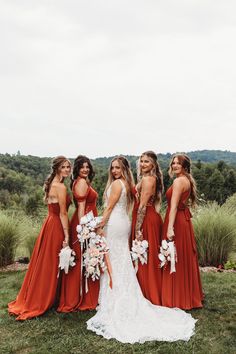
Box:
[0, 151, 236, 214]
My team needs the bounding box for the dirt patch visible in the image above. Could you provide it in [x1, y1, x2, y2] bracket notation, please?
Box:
[200, 266, 235, 273]
[0, 262, 29, 272]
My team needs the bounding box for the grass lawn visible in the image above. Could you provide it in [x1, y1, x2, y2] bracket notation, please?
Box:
[0, 271, 235, 354]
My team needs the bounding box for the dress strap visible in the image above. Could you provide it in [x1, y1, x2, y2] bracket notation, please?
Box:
[118, 179, 126, 192]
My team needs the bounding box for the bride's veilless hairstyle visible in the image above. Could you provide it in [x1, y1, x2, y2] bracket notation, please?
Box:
[104, 156, 135, 211]
[169, 154, 197, 207]
[43, 156, 71, 202]
[137, 151, 164, 210]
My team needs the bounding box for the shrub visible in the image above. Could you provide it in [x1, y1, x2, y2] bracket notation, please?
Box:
[0, 212, 19, 266]
[17, 216, 41, 258]
[193, 202, 236, 267]
[222, 193, 236, 215]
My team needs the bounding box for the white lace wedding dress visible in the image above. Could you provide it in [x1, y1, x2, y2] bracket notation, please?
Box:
[87, 180, 197, 343]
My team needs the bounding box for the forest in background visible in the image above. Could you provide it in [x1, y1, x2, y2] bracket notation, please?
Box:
[0, 150, 236, 214]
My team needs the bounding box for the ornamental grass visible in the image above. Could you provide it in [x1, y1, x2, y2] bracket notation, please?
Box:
[193, 202, 236, 267]
[0, 212, 18, 266]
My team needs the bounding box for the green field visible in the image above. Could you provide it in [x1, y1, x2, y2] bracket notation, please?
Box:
[0, 271, 235, 354]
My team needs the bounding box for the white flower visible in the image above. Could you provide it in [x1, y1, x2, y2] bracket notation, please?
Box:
[76, 225, 82, 233]
[88, 220, 97, 228]
[162, 240, 168, 250]
[142, 240, 148, 248]
[158, 253, 165, 262]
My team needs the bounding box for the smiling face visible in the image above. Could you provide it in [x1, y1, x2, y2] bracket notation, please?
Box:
[79, 162, 90, 179]
[111, 160, 122, 179]
[171, 157, 184, 176]
[139, 154, 153, 175]
[58, 160, 71, 178]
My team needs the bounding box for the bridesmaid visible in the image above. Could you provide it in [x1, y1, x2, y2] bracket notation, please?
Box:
[8, 156, 71, 320]
[131, 151, 163, 305]
[58, 155, 99, 312]
[162, 154, 203, 310]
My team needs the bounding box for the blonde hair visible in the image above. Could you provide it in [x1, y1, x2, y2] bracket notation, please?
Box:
[169, 153, 197, 206]
[137, 151, 164, 210]
[104, 156, 134, 211]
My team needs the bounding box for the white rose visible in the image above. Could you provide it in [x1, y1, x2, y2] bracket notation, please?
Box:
[76, 225, 82, 233]
[142, 240, 148, 248]
[158, 254, 165, 262]
[162, 240, 168, 250]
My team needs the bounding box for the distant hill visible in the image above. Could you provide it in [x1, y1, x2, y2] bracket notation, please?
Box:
[1, 150, 236, 178]
[94, 150, 236, 168]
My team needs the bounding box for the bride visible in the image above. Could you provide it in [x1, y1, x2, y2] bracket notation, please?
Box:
[87, 156, 196, 344]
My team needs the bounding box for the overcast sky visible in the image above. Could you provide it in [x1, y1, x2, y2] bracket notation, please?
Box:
[0, 0, 235, 158]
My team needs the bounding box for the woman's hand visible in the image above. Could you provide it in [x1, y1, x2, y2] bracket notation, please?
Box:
[62, 239, 69, 248]
[96, 227, 104, 236]
[167, 227, 175, 241]
[98, 219, 106, 229]
[136, 230, 143, 241]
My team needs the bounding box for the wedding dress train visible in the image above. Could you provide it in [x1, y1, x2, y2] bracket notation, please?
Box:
[87, 180, 197, 343]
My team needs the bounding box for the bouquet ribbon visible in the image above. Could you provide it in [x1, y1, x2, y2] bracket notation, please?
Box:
[168, 241, 176, 274]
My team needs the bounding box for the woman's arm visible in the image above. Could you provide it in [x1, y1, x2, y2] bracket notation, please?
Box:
[57, 184, 70, 247]
[167, 178, 184, 240]
[99, 180, 122, 228]
[135, 176, 155, 240]
[74, 178, 88, 222]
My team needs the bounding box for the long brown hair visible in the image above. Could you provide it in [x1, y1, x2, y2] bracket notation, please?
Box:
[71, 155, 95, 189]
[137, 150, 164, 211]
[104, 156, 134, 211]
[169, 154, 197, 206]
[43, 156, 71, 201]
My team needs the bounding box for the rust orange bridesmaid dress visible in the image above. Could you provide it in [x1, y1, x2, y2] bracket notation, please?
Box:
[8, 196, 71, 320]
[162, 186, 203, 310]
[57, 179, 99, 312]
[131, 188, 163, 305]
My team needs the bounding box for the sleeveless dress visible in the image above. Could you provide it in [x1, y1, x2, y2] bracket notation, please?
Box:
[130, 186, 163, 305]
[162, 186, 203, 310]
[87, 180, 197, 344]
[57, 179, 99, 312]
[8, 195, 71, 320]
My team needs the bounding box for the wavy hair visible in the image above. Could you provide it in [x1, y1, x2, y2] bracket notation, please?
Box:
[71, 155, 95, 189]
[137, 151, 164, 210]
[169, 154, 197, 206]
[43, 156, 71, 201]
[104, 156, 134, 211]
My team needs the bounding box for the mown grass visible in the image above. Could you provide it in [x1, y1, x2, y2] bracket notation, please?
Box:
[0, 271, 235, 354]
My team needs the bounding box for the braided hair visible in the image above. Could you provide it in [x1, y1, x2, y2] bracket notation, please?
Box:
[137, 151, 164, 209]
[168, 154, 197, 206]
[43, 156, 70, 201]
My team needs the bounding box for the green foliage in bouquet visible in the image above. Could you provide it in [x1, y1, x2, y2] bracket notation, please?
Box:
[193, 202, 236, 267]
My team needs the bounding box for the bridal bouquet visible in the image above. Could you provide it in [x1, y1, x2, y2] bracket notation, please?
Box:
[76, 211, 102, 244]
[83, 233, 109, 283]
[58, 246, 76, 276]
[76, 211, 112, 292]
[158, 239, 177, 274]
[130, 239, 148, 272]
